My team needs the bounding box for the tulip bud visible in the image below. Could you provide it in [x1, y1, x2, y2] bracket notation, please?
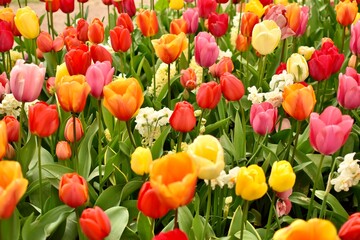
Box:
[130, 147, 152, 175]
[220, 73, 245, 101]
[88, 18, 104, 44]
[169, 101, 196, 132]
[59, 173, 88, 208]
[196, 82, 222, 109]
[268, 160, 296, 192]
[64, 117, 84, 143]
[180, 68, 197, 91]
[56, 141, 72, 160]
[3, 115, 19, 142]
[79, 206, 111, 240]
[286, 53, 309, 82]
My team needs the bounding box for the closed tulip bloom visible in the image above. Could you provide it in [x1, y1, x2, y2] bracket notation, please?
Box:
[114, 0, 136, 17]
[116, 13, 134, 32]
[59, 173, 88, 208]
[194, 32, 219, 68]
[235, 34, 251, 52]
[198, 0, 217, 19]
[350, 20, 360, 55]
[150, 152, 197, 209]
[259, 0, 272, 6]
[14, 7, 39, 39]
[310, 106, 353, 155]
[85, 61, 114, 99]
[0, 161, 28, 219]
[339, 213, 360, 240]
[235, 164, 268, 201]
[65, 48, 91, 75]
[336, 0, 358, 26]
[169, 0, 184, 10]
[88, 18, 104, 44]
[102, 0, 112, 5]
[64, 117, 84, 142]
[245, 0, 265, 18]
[80, 207, 111, 240]
[286, 53, 309, 82]
[273, 218, 339, 240]
[0, 72, 10, 97]
[110, 26, 131, 52]
[54, 62, 69, 88]
[0, 0, 11, 6]
[297, 46, 315, 60]
[36, 31, 52, 53]
[90, 45, 113, 64]
[137, 181, 171, 219]
[170, 18, 188, 35]
[183, 8, 199, 34]
[56, 141, 72, 160]
[241, 12, 259, 37]
[268, 160, 296, 192]
[76, 18, 89, 42]
[153, 229, 189, 240]
[295, 5, 309, 36]
[285, 3, 301, 33]
[282, 83, 316, 121]
[209, 57, 234, 78]
[187, 135, 224, 180]
[208, 12, 229, 37]
[169, 101, 196, 132]
[0, 8, 16, 34]
[220, 72, 245, 101]
[252, 20, 281, 55]
[29, 102, 59, 137]
[250, 102, 278, 135]
[130, 147, 152, 175]
[4, 116, 19, 142]
[0, 20, 13, 52]
[0, 120, 7, 160]
[196, 82, 222, 109]
[10, 59, 45, 102]
[337, 67, 360, 110]
[180, 68, 197, 91]
[136, 10, 158, 37]
[56, 75, 91, 113]
[45, 0, 60, 12]
[103, 77, 144, 121]
[60, 0, 75, 13]
[152, 32, 188, 64]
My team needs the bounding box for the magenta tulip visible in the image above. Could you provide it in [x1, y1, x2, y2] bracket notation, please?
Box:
[194, 32, 219, 68]
[208, 12, 229, 38]
[250, 102, 278, 136]
[85, 61, 114, 99]
[350, 20, 360, 55]
[337, 67, 360, 110]
[183, 8, 199, 34]
[197, 0, 217, 19]
[309, 106, 353, 155]
[10, 59, 45, 102]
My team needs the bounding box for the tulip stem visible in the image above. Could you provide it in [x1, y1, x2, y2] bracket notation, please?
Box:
[319, 156, 337, 219]
[240, 200, 249, 240]
[32, 38, 38, 64]
[247, 134, 266, 166]
[150, 37, 157, 100]
[7, 51, 12, 71]
[176, 132, 183, 153]
[37, 136, 44, 214]
[107, 5, 111, 28]
[17, 102, 25, 159]
[202, 184, 212, 240]
[72, 114, 78, 173]
[167, 63, 171, 108]
[265, 194, 276, 240]
[187, 34, 192, 66]
[289, 120, 301, 166]
[174, 208, 179, 229]
[67, 13, 71, 27]
[196, 109, 204, 135]
[306, 154, 325, 220]
[257, 55, 266, 88]
[126, 120, 137, 149]
[17, 0, 21, 8]
[97, 100, 103, 193]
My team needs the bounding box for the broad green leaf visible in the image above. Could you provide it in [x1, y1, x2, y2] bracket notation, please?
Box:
[105, 206, 129, 240]
[228, 205, 261, 240]
[234, 112, 246, 159]
[151, 125, 171, 159]
[204, 117, 230, 134]
[0, 210, 20, 240]
[234, 230, 260, 240]
[137, 212, 154, 240]
[315, 190, 349, 219]
[163, 206, 194, 235]
[154, 0, 169, 11]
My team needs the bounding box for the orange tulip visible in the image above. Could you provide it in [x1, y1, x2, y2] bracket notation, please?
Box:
[170, 18, 188, 35]
[56, 75, 91, 113]
[235, 34, 251, 52]
[285, 3, 301, 33]
[59, 173, 88, 208]
[335, 0, 358, 26]
[88, 18, 104, 44]
[0, 120, 7, 160]
[136, 9, 159, 37]
[64, 117, 84, 142]
[150, 152, 197, 209]
[103, 77, 144, 121]
[152, 32, 188, 64]
[0, 161, 28, 219]
[282, 83, 316, 121]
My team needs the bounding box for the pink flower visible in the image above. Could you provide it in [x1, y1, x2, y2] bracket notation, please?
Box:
[194, 32, 219, 68]
[276, 198, 292, 217]
[0, 72, 10, 97]
[350, 20, 360, 55]
[250, 102, 278, 136]
[309, 106, 353, 155]
[263, 5, 295, 40]
[183, 8, 199, 34]
[197, 0, 217, 19]
[10, 59, 45, 102]
[85, 61, 114, 99]
[337, 67, 360, 110]
[295, 6, 309, 36]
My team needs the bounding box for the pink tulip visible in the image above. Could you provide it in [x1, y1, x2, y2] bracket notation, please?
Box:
[263, 5, 295, 40]
[10, 59, 45, 102]
[0, 72, 10, 97]
[194, 32, 219, 68]
[309, 106, 353, 155]
[276, 198, 292, 217]
[197, 0, 217, 19]
[85, 61, 114, 99]
[295, 6, 309, 36]
[183, 8, 199, 34]
[337, 67, 360, 110]
[250, 102, 278, 136]
[350, 20, 360, 55]
[276, 189, 293, 199]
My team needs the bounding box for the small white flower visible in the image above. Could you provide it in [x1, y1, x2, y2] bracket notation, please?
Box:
[247, 86, 264, 104]
[331, 153, 360, 192]
[264, 89, 283, 108]
[269, 70, 294, 91]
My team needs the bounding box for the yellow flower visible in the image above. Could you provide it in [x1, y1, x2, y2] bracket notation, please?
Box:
[55, 63, 70, 89]
[268, 160, 296, 192]
[187, 135, 224, 180]
[297, 46, 315, 61]
[169, 0, 184, 10]
[286, 53, 309, 82]
[14, 6, 39, 39]
[251, 20, 281, 55]
[235, 164, 268, 201]
[245, 0, 265, 19]
[130, 147, 152, 175]
[274, 0, 289, 5]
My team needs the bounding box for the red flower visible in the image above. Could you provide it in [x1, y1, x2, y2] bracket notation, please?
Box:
[116, 13, 134, 32]
[339, 212, 360, 240]
[196, 81, 222, 109]
[88, 18, 104, 44]
[3, 116, 19, 142]
[65, 48, 91, 75]
[169, 101, 196, 132]
[59, 173, 88, 208]
[275, 62, 287, 74]
[0, 20, 14, 52]
[90, 45, 113, 64]
[208, 12, 229, 38]
[28, 102, 59, 138]
[80, 207, 111, 240]
[241, 12, 259, 37]
[153, 229, 189, 240]
[220, 73, 245, 101]
[45, 0, 60, 12]
[110, 26, 131, 52]
[60, 0, 75, 13]
[76, 18, 89, 42]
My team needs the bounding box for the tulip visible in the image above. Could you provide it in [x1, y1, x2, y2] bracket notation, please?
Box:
[285, 3, 301, 33]
[88, 18, 104, 44]
[45, 0, 60, 12]
[0, 120, 7, 160]
[64, 117, 84, 142]
[56, 75, 91, 113]
[116, 13, 134, 32]
[0, 0, 11, 6]
[102, 0, 112, 4]
[153, 229, 189, 240]
[245, 0, 265, 19]
[37, 31, 64, 53]
[0, 72, 9, 98]
[114, 0, 136, 17]
[197, 0, 217, 19]
[194, 32, 219, 68]
[110, 26, 132, 53]
[309, 106, 353, 155]
[137, 182, 171, 218]
[259, 0, 272, 6]
[85, 61, 114, 99]
[220, 72, 245, 101]
[150, 152, 197, 209]
[136, 10, 158, 37]
[28, 102, 59, 138]
[282, 83, 316, 121]
[14, 7, 39, 39]
[337, 67, 360, 110]
[59, 173, 88, 208]
[209, 57, 234, 78]
[56, 141, 72, 160]
[251, 20, 281, 55]
[295, 5, 309, 36]
[0, 161, 28, 219]
[65, 48, 91, 75]
[0, 8, 16, 35]
[170, 18, 188, 35]
[4, 116, 19, 142]
[180, 68, 197, 91]
[187, 135, 224, 180]
[169, 0, 184, 10]
[10, 59, 45, 102]
[90, 45, 113, 64]
[241, 12, 259, 38]
[0, 20, 13, 52]
[250, 102, 278, 136]
[350, 20, 360, 55]
[54, 62, 69, 87]
[152, 32, 188, 65]
[235, 164, 268, 201]
[76, 18, 89, 42]
[103, 77, 144, 121]
[276, 198, 292, 217]
[79, 207, 111, 240]
[339, 212, 360, 240]
[64, 35, 82, 51]
[273, 218, 339, 240]
[268, 160, 296, 192]
[196, 82, 222, 109]
[183, 8, 199, 34]
[286, 53, 309, 82]
[169, 101, 196, 132]
[335, 0, 358, 26]
[208, 12, 229, 38]
[297, 46, 315, 60]
[263, 5, 295, 40]
[130, 147, 152, 175]
[235, 34, 251, 52]
[60, 0, 75, 13]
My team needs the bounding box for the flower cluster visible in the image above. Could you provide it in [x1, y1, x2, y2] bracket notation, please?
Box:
[204, 166, 240, 190]
[0, 94, 38, 117]
[331, 153, 360, 192]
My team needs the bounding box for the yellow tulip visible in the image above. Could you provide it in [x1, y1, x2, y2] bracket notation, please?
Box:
[251, 20, 281, 55]
[235, 165, 268, 201]
[169, 0, 184, 10]
[131, 147, 152, 175]
[187, 135, 224, 180]
[286, 53, 309, 82]
[268, 160, 296, 193]
[14, 6, 39, 39]
[297, 46, 315, 61]
[274, 0, 289, 5]
[245, 0, 265, 19]
[55, 63, 70, 89]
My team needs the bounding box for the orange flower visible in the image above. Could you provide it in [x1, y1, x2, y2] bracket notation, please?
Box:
[152, 32, 188, 64]
[335, 0, 358, 26]
[0, 161, 28, 219]
[285, 3, 301, 33]
[0, 120, 7, 160]
[170, 18, 188, 35]
[56, 75, 91, 113]
[103, 77, 144, 121]
[150, 152, 197, 209]
[88, 18, 104, 44]
[136, 9, 159, 37]
[236, 34, 251, 52]
[59, 173, 88, 208]
[282, 83, 316, 121]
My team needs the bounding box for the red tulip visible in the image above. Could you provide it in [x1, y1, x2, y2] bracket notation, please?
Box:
[113, 0, 136, 17]
[65, 48, 91, 75]
[0, 20, 14, 52]
[180, 68, 197, 91]
[60, 0, 75, 13]
[0, 0, 11, 6]
[45, 0, 60, 12]
[209, 57, 234, 78]
[102, 0, 112, 5]
[80, 207, 111, 240]
[28, 102, 59, 138]
[220, 73, 245, 101]
[3, 116, 19, 142]
[196, 81, 222, 109]
[110, 26, 131, 52]
[88, 18, 104, 44]
[337, 67, 360, 110]
[169, 101, 196, 132]
[153, 229, 189, 240]
[339, 212, 360, 240]
[250, 102, 278, 136]
[275, 62, 287, 74]
[59, 173, 88, 208]
[76, 18, 89, 42]
[116, 13, 133, 32]
[259, 0, 272, 6]
[198, 0, 217, 19]
[208, 12, 229, 37]
[0, 72, 10, 99]
[90, 45, 113, 64]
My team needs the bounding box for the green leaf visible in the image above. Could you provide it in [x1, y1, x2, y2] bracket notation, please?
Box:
[137, 212, 154, 240]
[151, 125, 171, 159]
[42, 164, 74, 182]
[290, 192, 321, 210]
[0, 210, 20, 240]
[154, 0, 169, 11]
[228, 205, 261, 240]
[105, 206, 129, 240]
[234, 112, 246, 159]
[163, 206, 194, 235]
[19, 135, 36, 173]
[315, 190, 349, 219]
[234, 230, 260, 240]
[204, 117, 230, 134]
